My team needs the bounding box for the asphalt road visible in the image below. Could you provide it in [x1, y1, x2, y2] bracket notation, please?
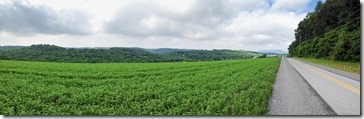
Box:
[297, 59, 360, 81]
[268, 58, 336, 115]
[268, 58, 360, 115]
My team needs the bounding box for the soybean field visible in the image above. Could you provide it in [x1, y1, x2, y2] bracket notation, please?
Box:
[0, 58, 280, 115]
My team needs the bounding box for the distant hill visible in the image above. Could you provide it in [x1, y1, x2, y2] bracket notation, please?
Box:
[0, 44, 263, 63]
[0, 46, 26, 50]
[165, 49, 261, 61]
[257, 50, 288, 54]
[146, 48, 191, 54]
[0, 44, 165, 63]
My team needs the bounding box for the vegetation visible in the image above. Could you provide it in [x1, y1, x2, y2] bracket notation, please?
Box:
[0, 44, 261, 63]
[165, 50, 260, 61]
[258, 54, 267, 58]
[146, 48, 191, 54]
[299, 58, 360, 74]
[0, 58, 280, 115]
[0, 46, 25, 50]
[0, 44, 164, 63]
[288, 0, 360, 62]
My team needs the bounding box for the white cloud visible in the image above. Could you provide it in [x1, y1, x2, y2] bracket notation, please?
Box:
[0, 0, 311, 52]
[271, 0, 311, 11]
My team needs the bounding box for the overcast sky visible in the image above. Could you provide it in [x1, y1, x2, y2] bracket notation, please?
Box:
[0, 0, 325, 52]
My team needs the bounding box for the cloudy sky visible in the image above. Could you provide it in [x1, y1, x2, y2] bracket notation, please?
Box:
[0, 0, 325, 52]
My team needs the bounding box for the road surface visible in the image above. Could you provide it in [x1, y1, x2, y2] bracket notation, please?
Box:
[268, 58, 360, 115]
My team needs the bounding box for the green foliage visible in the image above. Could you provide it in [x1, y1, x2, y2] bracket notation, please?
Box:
[0, 44, 164, 63]
[288, 0, 360, 62]
[332, 31, 349, 61]
[165, 49, 259, 61]
[0, 44, 260, 63]
[0, 46, 25, 50]
[292, 28, 359, 62]
[258, 54, 267, 58]
[0, 58, 280, 115]
[146, 48, 191, 54]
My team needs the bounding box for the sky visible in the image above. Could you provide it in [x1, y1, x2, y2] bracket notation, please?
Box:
[0, 0, 326, 52]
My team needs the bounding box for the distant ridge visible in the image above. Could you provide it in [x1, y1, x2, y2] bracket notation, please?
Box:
[0, 44, 262, 63]
[0, 45, 26, 50]
[257, 50, 288, 54]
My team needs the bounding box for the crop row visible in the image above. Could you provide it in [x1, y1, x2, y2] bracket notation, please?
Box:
[0, 58, 280, 115]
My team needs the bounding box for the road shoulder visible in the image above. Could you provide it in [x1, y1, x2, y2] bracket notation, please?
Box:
[294, 58, 360, 81]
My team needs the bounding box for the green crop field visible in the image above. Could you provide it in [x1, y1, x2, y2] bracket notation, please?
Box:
[0, 58, 280, 115]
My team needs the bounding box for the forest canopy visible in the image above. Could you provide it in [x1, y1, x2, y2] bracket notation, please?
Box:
[0, 44, 263, 63]
[288, 0, 360, 62]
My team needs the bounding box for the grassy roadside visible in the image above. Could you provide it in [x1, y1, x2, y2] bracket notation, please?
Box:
[298, 58, 360, 74]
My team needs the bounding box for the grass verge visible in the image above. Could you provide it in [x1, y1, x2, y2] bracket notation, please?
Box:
[298, 58, 360, 74]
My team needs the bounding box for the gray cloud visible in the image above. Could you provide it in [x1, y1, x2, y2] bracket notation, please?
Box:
[0, 0, 92, 35]
[104, 0, 270, 40]
[0, 0, 312, 52]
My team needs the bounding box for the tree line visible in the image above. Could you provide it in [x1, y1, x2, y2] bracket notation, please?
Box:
[288, 0, 360, 62]
[0, 44, 261, 63]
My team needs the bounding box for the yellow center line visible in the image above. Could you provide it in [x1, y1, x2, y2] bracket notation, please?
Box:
[292, 59, 360, 95]
[336, 82, 360, 94]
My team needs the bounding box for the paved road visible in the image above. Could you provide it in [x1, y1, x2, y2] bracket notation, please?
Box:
[268, 58, 336, 115]
[268, 58, 360, 115]
[297, 59, 360, 81]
